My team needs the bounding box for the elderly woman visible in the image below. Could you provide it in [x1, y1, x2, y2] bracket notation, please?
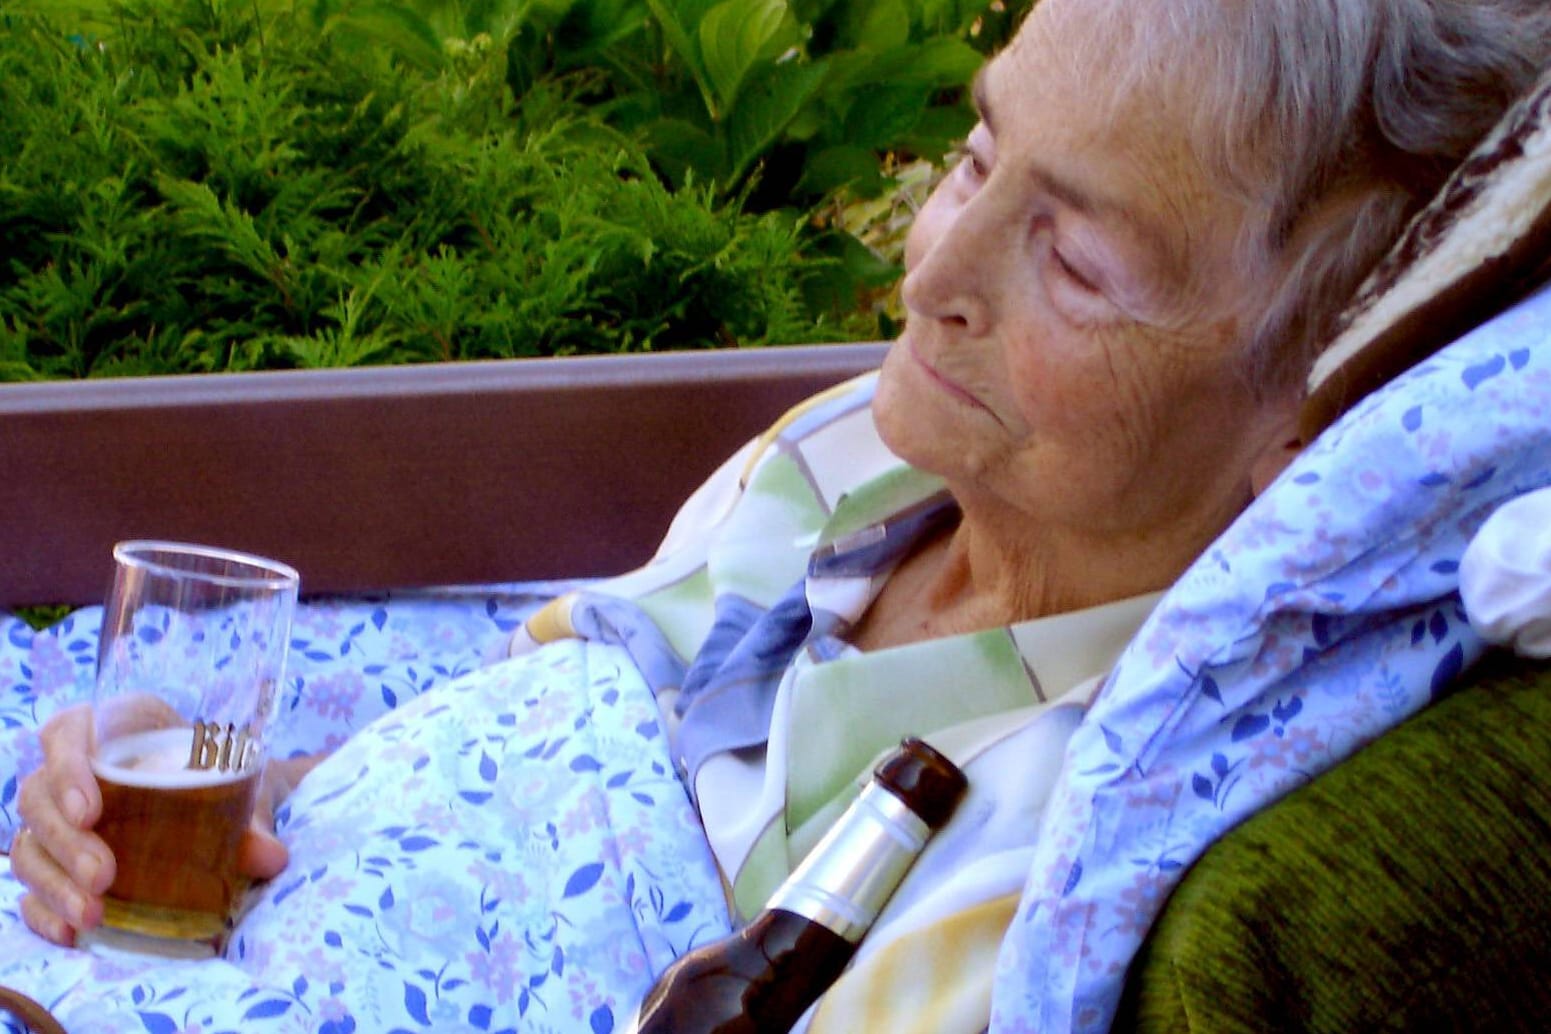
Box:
[8, 0, 1551, 1031]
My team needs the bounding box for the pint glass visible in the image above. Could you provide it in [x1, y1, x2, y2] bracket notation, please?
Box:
[87, 541, 299, 954]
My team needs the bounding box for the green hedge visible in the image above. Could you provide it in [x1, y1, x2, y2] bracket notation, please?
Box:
[0, 0, 1026, 379]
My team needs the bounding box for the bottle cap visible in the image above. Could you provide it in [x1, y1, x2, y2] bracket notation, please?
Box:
[873, 737, 967, 831]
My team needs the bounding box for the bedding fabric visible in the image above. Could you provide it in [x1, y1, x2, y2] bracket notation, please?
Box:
[503, 379, 1163, 1033]
[2, 584, 572, 851]
[1, 594, 730, 1034]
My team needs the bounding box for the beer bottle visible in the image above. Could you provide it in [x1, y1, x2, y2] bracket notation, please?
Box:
[629, 737, 968, 1034]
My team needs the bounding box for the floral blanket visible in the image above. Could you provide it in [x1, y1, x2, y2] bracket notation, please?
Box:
[0, 586, 731, 1034]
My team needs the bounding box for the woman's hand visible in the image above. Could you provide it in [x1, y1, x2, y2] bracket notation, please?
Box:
[11, 704, 326, 946]
[13, 705, 111, 945]
[241, 752, 326, 882]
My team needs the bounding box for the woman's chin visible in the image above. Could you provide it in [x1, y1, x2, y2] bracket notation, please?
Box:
[877, 361, 994, 466]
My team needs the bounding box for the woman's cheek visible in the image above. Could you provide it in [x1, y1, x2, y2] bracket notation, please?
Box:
[1001, 325, 1115, 437]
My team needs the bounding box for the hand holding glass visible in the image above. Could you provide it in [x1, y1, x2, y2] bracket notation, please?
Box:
[89, 541, 299, 951]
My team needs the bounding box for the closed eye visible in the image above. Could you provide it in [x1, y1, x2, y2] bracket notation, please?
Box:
[950, 144, 990, 185]
[1052, 249, 1100, 293]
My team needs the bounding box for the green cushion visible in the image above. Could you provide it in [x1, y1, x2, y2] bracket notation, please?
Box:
[1117, 649, 1551, 1032]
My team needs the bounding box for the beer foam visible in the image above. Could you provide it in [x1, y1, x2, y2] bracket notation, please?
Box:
[94, 728, 252, 789]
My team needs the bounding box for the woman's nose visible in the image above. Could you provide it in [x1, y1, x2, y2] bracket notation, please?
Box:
[899, 194, 1000, 338]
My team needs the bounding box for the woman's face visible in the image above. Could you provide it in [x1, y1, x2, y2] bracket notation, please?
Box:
[875, 0, 1292, 544]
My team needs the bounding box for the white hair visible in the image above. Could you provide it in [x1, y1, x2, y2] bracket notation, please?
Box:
[1059, 0, 1551, 391]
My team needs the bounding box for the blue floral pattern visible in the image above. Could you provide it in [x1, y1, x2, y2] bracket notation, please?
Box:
[2, 586, 730, 1033]
[2, 585, 570, 850]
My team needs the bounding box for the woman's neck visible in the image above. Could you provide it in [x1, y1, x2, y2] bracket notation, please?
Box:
[848, 486, 1237, 652]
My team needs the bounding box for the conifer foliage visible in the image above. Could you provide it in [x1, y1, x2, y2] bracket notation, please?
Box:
[0, 0, 1022, 379]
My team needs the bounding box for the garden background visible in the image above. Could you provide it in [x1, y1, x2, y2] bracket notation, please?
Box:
[1, 0, 1031, 380]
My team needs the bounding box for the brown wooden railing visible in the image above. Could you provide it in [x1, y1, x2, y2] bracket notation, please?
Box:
[0, 344, 889, 606]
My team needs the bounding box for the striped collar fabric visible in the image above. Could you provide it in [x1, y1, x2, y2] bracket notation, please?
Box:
[671, 485, 961, 785]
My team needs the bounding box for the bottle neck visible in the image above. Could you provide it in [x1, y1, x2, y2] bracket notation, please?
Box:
[765, 782, 930, 943]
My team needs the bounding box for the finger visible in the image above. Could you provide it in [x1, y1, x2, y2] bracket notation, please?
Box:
[23, 704, 113, 895]
[19, 891, 78, 948]
[36, 704, 102, 830]
[94, 692, 184, 741]
[16, 770, 115, 897]
[11, 830, 102, 936]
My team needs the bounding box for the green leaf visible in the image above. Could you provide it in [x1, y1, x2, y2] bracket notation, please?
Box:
[321, 3, 447, 72]
[852, 0, 910, 52]
[786, 0, 841, 27]
[549, 0, 645, 58]
[672, 0, 732, 35]
[154, 174, 284, 288]
[898, 101, 976, 161]
[0, 0, 895, 379]
[642, 0, 718, 118]
[841, 83, 929, 149]
[796, 144, 886, 196]
[914, 0, 991, 37]
[724, 58, 829, 184]
[452, 0, 576, 40]
[0, 360, 43, 384]
[641, 116, 727, 186]
[864, 36, 982, 87]
[799, 226, 898, 322]
[809, 46, 882, 97]
[310, 0, 345, 23]
[698, 0, 798, 115]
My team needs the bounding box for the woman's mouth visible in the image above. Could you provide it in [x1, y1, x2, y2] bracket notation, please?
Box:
[909, 340, 991, 413]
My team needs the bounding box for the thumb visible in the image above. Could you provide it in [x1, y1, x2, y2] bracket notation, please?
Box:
[235, 752, 322, 882]
[237, 823, 289, 881]
[238, 780, 289, 881]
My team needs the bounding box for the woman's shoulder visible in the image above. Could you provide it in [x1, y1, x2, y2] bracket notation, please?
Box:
[740, 371, 881, 473]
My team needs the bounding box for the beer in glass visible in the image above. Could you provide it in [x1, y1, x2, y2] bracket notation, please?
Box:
[87, 541, 299, 955]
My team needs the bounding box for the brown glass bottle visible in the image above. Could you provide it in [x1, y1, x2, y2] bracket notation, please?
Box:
[628, 737, 968, 1034]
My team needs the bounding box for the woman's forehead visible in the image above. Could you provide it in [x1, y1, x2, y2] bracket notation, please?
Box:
[983, 8, 1239, 300]
[1001, 0, 1262, 195]
[998, 0, 1194, 109]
